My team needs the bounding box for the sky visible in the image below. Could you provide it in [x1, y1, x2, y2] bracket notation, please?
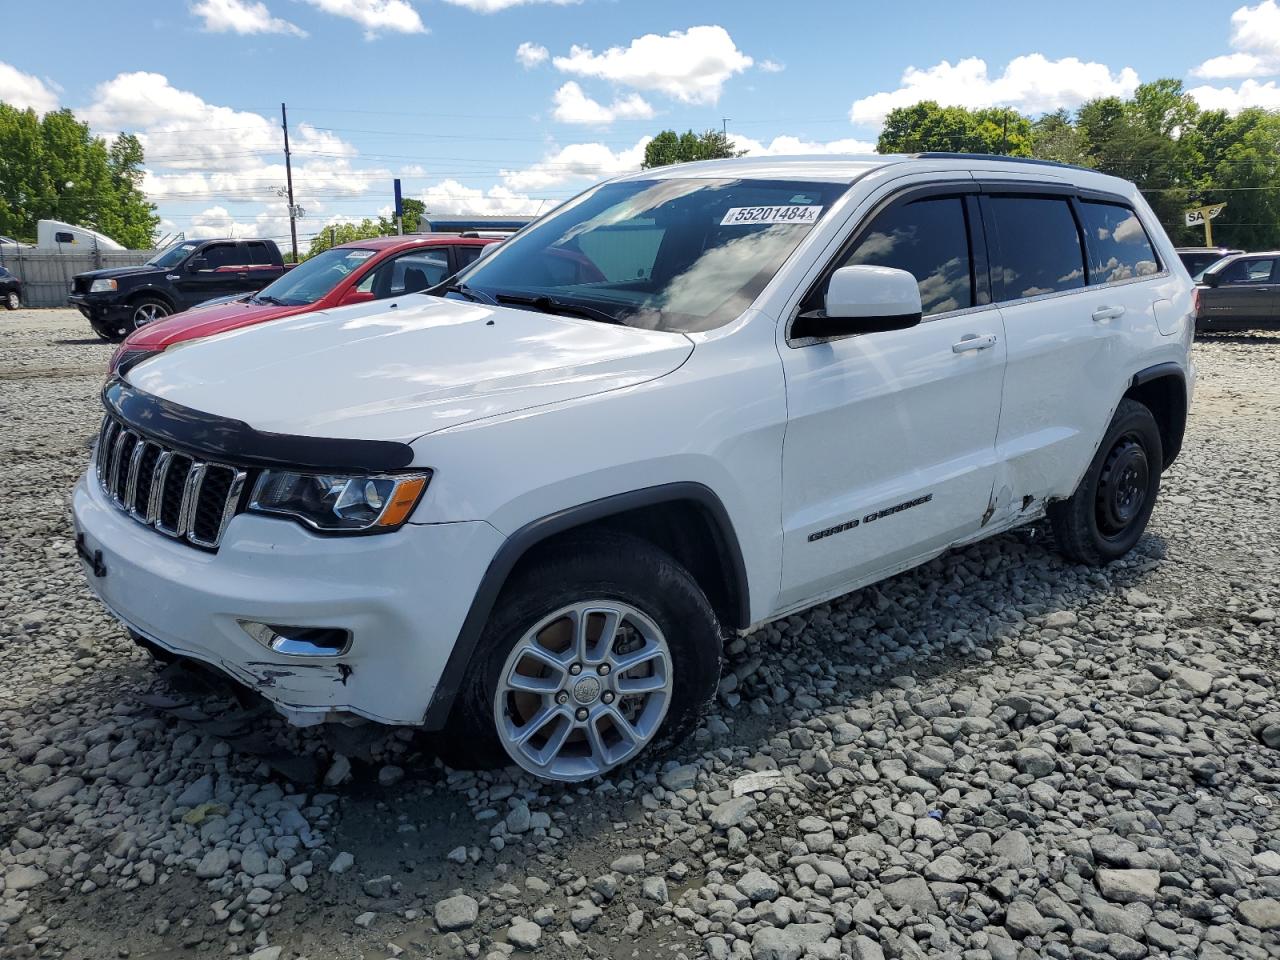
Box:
[2, 0, 1279, 251]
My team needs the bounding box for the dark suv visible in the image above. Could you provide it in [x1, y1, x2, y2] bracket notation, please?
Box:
[1176, 246, 1244, 278]
[1195, 252, 1280, 332]
[69, 238, 290, 341]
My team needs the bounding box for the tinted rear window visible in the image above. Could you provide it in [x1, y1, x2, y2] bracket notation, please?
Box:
[1079, 202, 1159, 284]
[986, 196, 1085, 302]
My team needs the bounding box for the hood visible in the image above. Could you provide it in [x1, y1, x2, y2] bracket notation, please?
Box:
[74, 264, 159, 281]
[124, 297, 304, 349]
[125, 296, 693, 442]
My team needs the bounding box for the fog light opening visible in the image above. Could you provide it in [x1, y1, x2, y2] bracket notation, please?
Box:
[239, 620, 352, 657]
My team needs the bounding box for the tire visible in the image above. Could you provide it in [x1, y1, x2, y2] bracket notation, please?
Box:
[1049, 398, 1163, 565]
[4, 290, 19, 310]
[127, 297, 171, 334]
[438, 532, 722, 782]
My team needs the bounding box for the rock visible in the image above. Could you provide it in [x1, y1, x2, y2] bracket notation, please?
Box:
[751, 927, 802, 960]
[1237, 898, 1280, 930]
[447, 845, 467, 864]
[175, 774, 215, 807]
[195, 847, 231, 880]
[1171, 667, 1213, 696]
[435, 894, 479, 931]
[848, 936, 885, 960]
[506, 803, 532, 834]
[641, 876, 668, 903]
[992, 831, 1033, 867]
[924, 855, 965, 882]
[738, 869, 781, 902]
[1013, 747, 1056, 778]
[323, 754, 351, 787]
[660, 764, 699, 791]
[329, 851, 355, 874]
[1043, 610, 1078, 628]
[241, 844, 269, 877]
[29, 776, 84, 809]
[1096, 869, 1160, 904]
[569, 902, 602, 932]
[378, 765, 405, 787]
[249, 948, 282, 960]
[710, 797, 755, 830]
[1005, 900, 1051, 938]
[354, 911, 376, 928]
[508, 919, 542, 948]
[4, 866, 49, 891]
[881, 876, 938, 915]
[610, 853, 645, 875]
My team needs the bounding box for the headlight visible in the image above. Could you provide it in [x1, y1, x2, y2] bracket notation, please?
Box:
[249, 471, 431, 532]
[89, 278, 118, 293]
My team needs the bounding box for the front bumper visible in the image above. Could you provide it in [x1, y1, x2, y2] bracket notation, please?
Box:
[72, 471, 503, 726]
[68, 294, 131, 327]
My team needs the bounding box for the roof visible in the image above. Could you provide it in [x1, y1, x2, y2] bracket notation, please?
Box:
[333, 234, 495, 251]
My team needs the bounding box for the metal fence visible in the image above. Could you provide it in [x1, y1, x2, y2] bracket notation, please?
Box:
[0, 248, 155, 308]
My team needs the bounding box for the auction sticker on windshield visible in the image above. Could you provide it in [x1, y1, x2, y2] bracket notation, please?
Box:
[721, 205, 823, 226]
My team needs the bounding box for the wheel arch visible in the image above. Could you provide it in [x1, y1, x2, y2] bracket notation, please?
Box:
[1124, 362, 1188, 469]
[421, 482, 749, 729]
[127, 287, 177, 312]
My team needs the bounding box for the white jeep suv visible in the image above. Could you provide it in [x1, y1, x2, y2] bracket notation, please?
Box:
[73, 153, 1194, 783]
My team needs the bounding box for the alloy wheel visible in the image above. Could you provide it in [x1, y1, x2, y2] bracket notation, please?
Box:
[493, 600, 673, 781]
[133, 302, 169, 327]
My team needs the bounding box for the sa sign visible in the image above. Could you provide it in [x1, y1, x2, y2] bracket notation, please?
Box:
[1185, 203, 1226, 227]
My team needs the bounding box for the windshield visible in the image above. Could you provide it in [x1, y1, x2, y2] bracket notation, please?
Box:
[255, 246, 378, 305]
[452, 177, 848, 333]
[147, 242, 199, 269]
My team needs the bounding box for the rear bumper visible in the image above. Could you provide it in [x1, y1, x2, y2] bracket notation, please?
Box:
[72, 471, 503, 726]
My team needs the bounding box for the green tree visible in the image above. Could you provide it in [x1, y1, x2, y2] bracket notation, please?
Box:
[305, 218, 382, 258]
[0, 103, 157, 247]
[876, 101, 1033, 155]
[378, 196, 424, 234]
[642, 129, 742, 168]
[1031, 109, 1094, 166]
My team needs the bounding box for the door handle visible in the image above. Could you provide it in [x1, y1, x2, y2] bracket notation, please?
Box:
[952, 333, 998, 353]
[1092, 305, 1126, 322]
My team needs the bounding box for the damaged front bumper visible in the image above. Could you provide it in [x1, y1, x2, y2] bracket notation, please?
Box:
[72, 472, 503, 726]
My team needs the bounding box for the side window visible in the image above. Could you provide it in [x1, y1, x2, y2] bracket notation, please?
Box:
[201, 244, 240, 270]
[986, 196, 1085, 302]
[1078, 201, 1160, 284]
[245, 241, 274, 266]
[356, 250, 451, 298]
[832, 196, 973, 316]
[1219, 258, 1275, 283]
[454, 245, 485, 270]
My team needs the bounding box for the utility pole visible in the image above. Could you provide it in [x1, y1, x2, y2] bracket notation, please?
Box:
[281, 102, 299, 262]
[1001, 109, 1009, 155]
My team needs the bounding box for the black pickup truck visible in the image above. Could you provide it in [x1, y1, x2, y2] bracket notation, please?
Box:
[70, 238, 292, 341]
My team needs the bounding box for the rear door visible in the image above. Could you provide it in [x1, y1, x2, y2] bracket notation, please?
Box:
[1200, 256, 1278, 326]
[982, 188, 1164, 518]
[776, 183, 1007, 609]
[242, 241, 283, 288]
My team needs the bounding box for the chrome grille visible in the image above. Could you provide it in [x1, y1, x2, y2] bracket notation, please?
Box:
[95, 414, 247, 550]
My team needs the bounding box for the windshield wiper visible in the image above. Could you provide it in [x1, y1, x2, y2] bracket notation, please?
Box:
[440, 282, 496, 304]
[252, 294, 285, 306]
[494, 293, 624, 326]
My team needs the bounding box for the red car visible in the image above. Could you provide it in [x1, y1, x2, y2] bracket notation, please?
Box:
[108, 235, 498, 374]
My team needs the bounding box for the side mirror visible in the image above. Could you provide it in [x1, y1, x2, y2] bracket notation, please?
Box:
[338, 289, 375, 307]
[1202, 271, 1221, 287]
[792, 265, 923, 339]
[187, 257, 208, 273]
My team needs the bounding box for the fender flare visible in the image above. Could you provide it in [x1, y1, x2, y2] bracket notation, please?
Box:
[421, 482, 750, 728]
[1127, 361, 1188, 467]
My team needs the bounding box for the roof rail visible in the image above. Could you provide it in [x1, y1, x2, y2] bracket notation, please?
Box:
[913, 152, 1093, 173]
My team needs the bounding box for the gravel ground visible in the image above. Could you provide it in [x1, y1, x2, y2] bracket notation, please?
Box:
[2, 308, 1279, 960]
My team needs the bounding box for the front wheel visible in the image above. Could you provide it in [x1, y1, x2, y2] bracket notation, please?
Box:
[129, 297, 171, 333]
[4, 290, 19, 310]
[440, 532, 722, 782]
[1049, 398, 1163, 565]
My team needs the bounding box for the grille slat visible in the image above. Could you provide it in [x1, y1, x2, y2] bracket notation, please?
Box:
[96, 414, 247, 551]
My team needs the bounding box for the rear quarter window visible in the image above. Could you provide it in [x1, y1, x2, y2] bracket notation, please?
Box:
[1079, 202, 1160, 284]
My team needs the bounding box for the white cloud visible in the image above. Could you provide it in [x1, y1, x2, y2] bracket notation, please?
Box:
[1187, 78, 1280, 111]
[759, 60, 785, 74]
[191, 0, 306, 36]
[551, 82, 653, 125]
[500, 137, 650, 191]
[849, 54, 1139, 126]
[418, 179, 545, 216]
[0, 61, 59, 113]
[516, 41, 549, 68]
[1192, 1, 1280, 78]
[552, 25, 753, 105]
[442, 0, 577, 10]
[730, 133, 877, 156]
[299, 0, 425, 36]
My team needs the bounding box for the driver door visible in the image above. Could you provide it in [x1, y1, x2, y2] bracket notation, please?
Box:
[776, 186, 1006, 611]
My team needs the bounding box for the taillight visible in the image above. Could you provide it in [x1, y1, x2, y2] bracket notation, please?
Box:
[1192, 287, 1202, 316]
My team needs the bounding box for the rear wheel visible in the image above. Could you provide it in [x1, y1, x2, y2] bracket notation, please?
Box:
[439, 532, 722, 782]
[4, 290, 19, 310]
[1049, 398, 1163, 565]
